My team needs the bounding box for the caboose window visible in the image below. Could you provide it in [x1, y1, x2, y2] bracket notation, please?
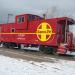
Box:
[11, 28, 16, 33]
[17, 16, 25, 23]
[28, 15, 35, 21]
[22, 17, 24, 22]
[18, 17, 21, 23]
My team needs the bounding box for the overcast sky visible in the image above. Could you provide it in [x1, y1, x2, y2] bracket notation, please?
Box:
[0, 0, 75, 23]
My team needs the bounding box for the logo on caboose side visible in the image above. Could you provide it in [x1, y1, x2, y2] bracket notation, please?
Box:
[36, 22, 55, 42]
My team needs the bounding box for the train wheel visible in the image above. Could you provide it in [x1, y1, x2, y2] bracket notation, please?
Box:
[39, 45, 58, 54]
[3, 42, 17, 49]
[39, 46, 53, 54]
[52, 47, 58, 55]
[3, 42, 10, 48]
[18, 44, 21, 49]
[39, 45, 47, 53]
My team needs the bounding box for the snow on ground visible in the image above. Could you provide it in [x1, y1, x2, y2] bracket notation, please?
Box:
[0, 55, 75, 75]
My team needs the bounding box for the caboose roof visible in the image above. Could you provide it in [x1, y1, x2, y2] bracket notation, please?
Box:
[56, 17, 75, 25]
[16, 14, 42, 18]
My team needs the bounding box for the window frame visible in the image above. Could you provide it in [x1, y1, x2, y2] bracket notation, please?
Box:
[17, 16, 25, 23]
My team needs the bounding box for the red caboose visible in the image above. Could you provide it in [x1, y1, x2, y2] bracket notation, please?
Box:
[0, 14, 75, 54]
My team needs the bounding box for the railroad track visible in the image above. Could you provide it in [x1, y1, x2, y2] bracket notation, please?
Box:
[0, 47, 75, 62]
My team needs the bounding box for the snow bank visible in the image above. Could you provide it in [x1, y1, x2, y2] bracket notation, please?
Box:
[0, 55, 75, 75]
